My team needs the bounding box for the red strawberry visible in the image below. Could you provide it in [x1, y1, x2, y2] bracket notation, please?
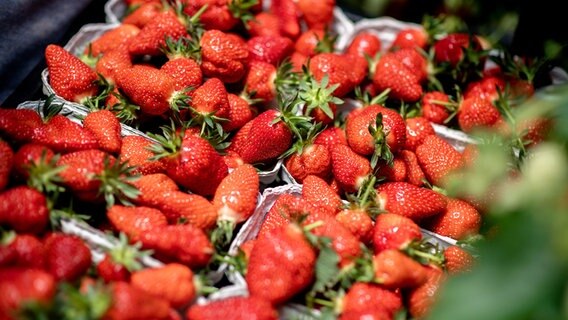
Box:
[247, 12, 281, 38]
[186, 296, 278, 320]
[457, 96, 502, 133]
[421, 91, 451, 124]
[139, 224, 214, 269]
[407, 266, 445, 318]
[301, 175, 343, 215]
[399, 149, 426, 186]
[376, 182, 447, 221]
[32, 114, 99, 154]
[425, 198, 481, 240]
[213, 163, 259, 224]
[0, 233, 46, 269]
[224, 93, 255, 132]
[463, 75, 505, 102]
[372, 249, 428, 289]
[295, 29, 327, 57]
[107, 205, 168, 242]
[415, 134, 464, 187]
[44, 232, 92, 281]
[346, 31, 381, 58]
[308, 53, 357, 97]
[331, 144, 372, 193]
[158, 191, 219, 229]
[243, 61, 277, 103]
[104, 281, 171, 320]
[45, 44, 100, 103]
[335, 208, 374, 245]
[259, 194, 319, 237]
[128, 10, 188, 56]
[122, 2, 163, 28]
[95, 45, 133, 84]
[433, 33, 483, 67]
[373, 212, 422, 253]
[271, 0, 301, 39]
[190, 77, 231, 121]
[313, 126, 347, 151]
[182, 0, 240, 32]
[83, 109, 122, 154]
[0, 268, 56, 317]
[0, 108, 43, 144]
[0, 186, 49, 234]
[297, 0, 335, 30]
[200, 30, 249, 83]
[129, 173, 179, 208]
[372, 51, 423, 102]
[444, 245, 474, 274]
[391, 47, 429, 83]
[390, 27, 428, 50]
[96, 234, 146, 283]
[340, 282, 403, 317]
[246, 223, 316, 305]
[131, 263, 195, 308]
[97, 254, 132, 283]
[161, 57, 203, 91]
[404, 116, 435, 151]
[285, 143, 332, 183]
[0, 140, 13, 191]
[375, 156, 407, 182]
[119, 135, 166, 175]
[86, 23, 140, 57]
[247, 35, 294, 66]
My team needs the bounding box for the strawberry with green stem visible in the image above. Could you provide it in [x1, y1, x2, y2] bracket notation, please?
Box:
[299, 73, 344, 125]
[182, 0, 258, 32]
[283, 123, 332, 183]
[96, 232, 150, 283]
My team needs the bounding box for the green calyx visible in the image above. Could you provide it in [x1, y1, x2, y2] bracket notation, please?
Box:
[26, 151, 67, 195]
[160, 36, 201, 62]
[369, 113, 394, 169]
[95, 156, 141, 208]
[228, 0, 258, 25]
[147, 121, 185, 160]
[273, 92, 314, 143]
[106, 90, 140, 126]
[107, 232, 151, 272]
[280, 122, 325, 160]
[299, 74, 343, 120]
[210, 220, 238, 255]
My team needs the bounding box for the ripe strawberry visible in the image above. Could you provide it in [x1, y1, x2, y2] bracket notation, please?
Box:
[246, 223, 316, 305]
[457, 96, 502, 133]
[391, 47, 429, 83]
[104, 281, 171, 320]
[86, 23, 140, 57]
[158, 191, 218, 229]
[95, 45, 133, 85]
[404, 116, 435, 151]
[96, 233, 147, 283]
[128, 10, 188, 56]
[259, 194, 319, 237]
[335, 208, 374, 245]
[129, 173, 179, 207]
[161, 56, 203, 92]
[139, 224, 214, 269]
[331, 144, 372, 193]
[182, 0, 241, 32]
[0, 140, 13, 191]
[346, 31, 382, 58]
[119, 135, 165, 175]
[340, 282, 402, 317]
[421, 91, 451, 124]
[115, 64, 184, 116]
[200, 29, 249, 83]
[44, 233, 92, 281]
[247, 35, 294, 66]
[313, 126, 347, 151]
[373, 212, 422, 253]
[190, 77, 231, 122]
[433, 33, 483, 67]
[131, 263, 195, 308]
[45, 44, 100, 104]
[407, 266, 444, 318]
[224, 93, 255, 132]
[0, 186, 49, 234]
[122, 2, 163, 28]
[247, 12, 281, 38]
[186, 296, 278, 320]
[375, 156, 407, 182]
[372, 51, 423, 102]
[463, 75, 505, 102]
[376, 182, 447, 221]
[285, 142, 332, 183]
[308, 53, 357, 97]
[0, 108, 43, 144]
[0, 233, 46, 269]
[372, 249, 428, 289]
[271, 0, 301, 39]
[32, 114, 100, 154]
[443, 245, 474, 274]
[213, 163, 259, 225]
[0, 268, 56, 317]
[390, 27, 428, 50]
[83, 109, 122, 154]
[302, 175, 343, 215]
[295, 29, 329, 57]
[297, 0, 334, 30]
[106, 205, 168, 242]
[399, 149, 426, 186]
[243, 61, 278, 103]
[307, 214, 363, 267]
[425, 198, 481, 240]
[415, 134, 464, 187]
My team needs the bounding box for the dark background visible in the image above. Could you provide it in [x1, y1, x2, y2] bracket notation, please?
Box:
[1, 0, 566, 107]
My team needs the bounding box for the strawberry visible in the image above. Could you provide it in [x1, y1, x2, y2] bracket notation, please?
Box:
[160, 56, 203, 92]
[139, 224, 214, 269]
[181, 0, 245, 32]
[335, 208, 374, 245]
[247, 35, 294, 66]
[372, 51, 423, 102]
[0, 267, 56, 317]
[457, 96, 502, 133]
[0, 140, 13, 191]
[407, 266, 444, 318]
[376, 182, 447, 221]
[106, 205, 168, 242]
[83, 109, 122, 154]
[224, 93, 255, 132]
[96, 233, 147, 283]
[443, 245, 474, 274]
[186, 296, 278, 320]
[346, 31, 382, 58]
[200, 30, 249, 83]
[340, 282, 403, 317]
[313, 126, 347, 151]
[331, 144, 372, 193]
[339, 309, 391, 320]
[404, 116, 435, 151]
[463, 75, 505, 102]
[373, 212, 422, 253]
[415, 134, 464, 187]
[95, 45, 133, 85]
[285, 141, 332, 183]
[425, 197, 482, 240]
[433, 33, 483, 67]
[32, 114, 99, 154]
[131, 263, 195, 308]
[104, 281, 171, 320]
[0, 186, 49, 234]
[421, 90, 451, 124]
[45, 44, 100, 104]
[115, 64, 184, 116]
[294, 29, 329, 57]
[297, 0, 334, 30]
[128, 10, 188, 56]
[391, 47, 429, 83]
[390, 27, 428, 50]
[246, 223, 316, 305]
[189, 77, 231, 125]
[0, 108, 43, 144]
[247, 12, 281, 38]
[213, 163, 259, 224]
[372, 249, 428, 289]
[399, 149, 426, 186]
[243, 61, 278, 103]
[157, 191, 218, 229]
[122, 2, 163, 28]
[86, 23, 140, 58]
[308, 53, 357, 97]
[119, 135, 165, 175]
[271, 0, 301, 39]
[0, 233, 45, 269]
[129, 173, 179, 208]
[375, 156, 407, 182]
[44, 232, 92, 281]
[301, 175, 343, 215]
[259, 194, 319, 237]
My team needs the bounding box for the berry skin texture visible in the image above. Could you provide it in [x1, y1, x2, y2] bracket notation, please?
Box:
[376, 182, 447, 221]
[425, 198, 482, 240]
[415, 134, 464, 187]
